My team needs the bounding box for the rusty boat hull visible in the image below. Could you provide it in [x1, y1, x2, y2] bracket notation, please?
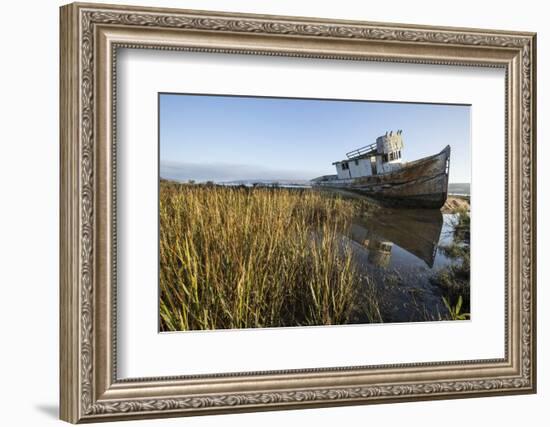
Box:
[315, 145, 451, 209]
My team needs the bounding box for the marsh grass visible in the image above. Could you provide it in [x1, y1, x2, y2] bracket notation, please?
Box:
[431, 208, 471, 318]
[159, 182, 370, 331]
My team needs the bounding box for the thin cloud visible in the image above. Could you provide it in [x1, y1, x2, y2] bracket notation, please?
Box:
[160, 160, 323, 183]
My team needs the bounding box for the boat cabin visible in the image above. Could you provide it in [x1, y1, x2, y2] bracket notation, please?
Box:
[333, 130, 404, 179]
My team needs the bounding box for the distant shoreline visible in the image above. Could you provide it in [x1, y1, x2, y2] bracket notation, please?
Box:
[447, 183, 470, 196]
[161, 177, 471, 195]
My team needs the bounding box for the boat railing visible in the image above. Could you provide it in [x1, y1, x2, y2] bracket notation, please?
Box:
[346, 142, 378, 159]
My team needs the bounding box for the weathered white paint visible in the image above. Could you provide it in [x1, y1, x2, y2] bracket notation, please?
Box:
[333, 131, 404, 178]
[376, 154, 402, 174]
[348, 157, 373, 178]
[376, 130, 404, 154]
[335, 162, 351, 179]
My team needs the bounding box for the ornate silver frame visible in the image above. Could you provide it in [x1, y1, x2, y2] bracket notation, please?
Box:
[60, 2, 536, 423]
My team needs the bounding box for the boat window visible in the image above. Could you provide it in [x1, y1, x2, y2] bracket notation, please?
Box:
[341, 162, 349, 170]
[354, 160, 359, 165]
[383, 154, 388, 163]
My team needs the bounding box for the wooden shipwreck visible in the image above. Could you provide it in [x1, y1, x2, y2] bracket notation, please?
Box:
[312, 131, 451, 209]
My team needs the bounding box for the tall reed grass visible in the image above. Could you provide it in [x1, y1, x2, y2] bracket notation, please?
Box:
[431, 208, 471, 317]
[159, 182, 365, 331]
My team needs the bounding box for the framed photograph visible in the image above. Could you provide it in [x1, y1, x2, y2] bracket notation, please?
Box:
[60, 2, 537, 423]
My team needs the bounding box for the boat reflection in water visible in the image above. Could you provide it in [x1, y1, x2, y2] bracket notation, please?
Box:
[346, 208, 463, 323]
[360, 240, 393, 268]
[350, 208, 444, 269]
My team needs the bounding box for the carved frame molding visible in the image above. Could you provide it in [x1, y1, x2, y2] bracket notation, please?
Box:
[60, 2, 536, 423]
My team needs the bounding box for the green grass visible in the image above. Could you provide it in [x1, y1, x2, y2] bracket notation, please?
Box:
[431, 209, 471, 317]
[159, 182, 375, 331]
[442, 295, 470, 321]
[453, 207, 470, 243]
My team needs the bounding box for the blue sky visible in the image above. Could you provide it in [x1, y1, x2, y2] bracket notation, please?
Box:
[160, 93, 471, 183]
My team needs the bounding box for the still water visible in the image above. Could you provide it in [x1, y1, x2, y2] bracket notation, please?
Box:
[346, 209, 465, 323]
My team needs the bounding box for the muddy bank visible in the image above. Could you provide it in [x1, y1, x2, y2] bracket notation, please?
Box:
[442, 196, 470, 214]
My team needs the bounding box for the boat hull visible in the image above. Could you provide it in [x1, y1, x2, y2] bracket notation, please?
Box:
[315, 146, 451, 209]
